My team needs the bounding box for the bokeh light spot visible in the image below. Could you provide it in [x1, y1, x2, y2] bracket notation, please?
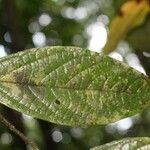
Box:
[0, 45, 7, 57]
[39, 13, 52, 26]
[52, 130, 63, 143]
[1, 132, 13, 145]
[87, 23, 107, 52]
[32, 32, 46, 47]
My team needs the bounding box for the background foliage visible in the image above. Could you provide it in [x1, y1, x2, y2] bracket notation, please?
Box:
[0, 0, 149, 149]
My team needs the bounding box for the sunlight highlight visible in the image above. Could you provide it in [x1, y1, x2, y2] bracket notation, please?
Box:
[117, 118, 133, 131]
[32, 32, 46, 47]
[87, 23, 107, 52]
[0, 45, 7, 57]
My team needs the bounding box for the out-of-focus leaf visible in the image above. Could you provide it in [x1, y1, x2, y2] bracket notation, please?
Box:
[91, 137, 150, 150]
[103, 0, 150, 54]
[0, 46, 149, 126]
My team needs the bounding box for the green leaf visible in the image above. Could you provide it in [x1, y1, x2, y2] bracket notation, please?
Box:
[91, 137, 150, 150]
[0, 46, 149, 126]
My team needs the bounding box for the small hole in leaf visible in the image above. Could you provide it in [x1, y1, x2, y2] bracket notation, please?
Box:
[55, 100, 60, 105]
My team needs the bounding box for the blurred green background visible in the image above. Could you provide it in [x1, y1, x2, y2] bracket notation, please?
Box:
[0, 0, 150, 149]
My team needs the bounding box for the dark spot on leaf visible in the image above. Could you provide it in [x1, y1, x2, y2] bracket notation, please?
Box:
[13, 71, 40, 98]
[118, 10, 124, 17]
[14, 72, 37, 87]
[55, 100, 60, 105]
[136, 0, 143, 3]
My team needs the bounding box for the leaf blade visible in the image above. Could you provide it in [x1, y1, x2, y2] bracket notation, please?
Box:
[91, 137, 150, 150]
[0, 46, 149, 126]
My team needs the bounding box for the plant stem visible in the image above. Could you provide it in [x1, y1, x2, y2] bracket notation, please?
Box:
[0, 113, 39, 150]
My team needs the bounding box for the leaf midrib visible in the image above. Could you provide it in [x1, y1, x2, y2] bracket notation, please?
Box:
[0, 80, 133, 94]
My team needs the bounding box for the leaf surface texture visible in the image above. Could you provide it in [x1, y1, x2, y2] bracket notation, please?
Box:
[0, 46, 149, 126]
